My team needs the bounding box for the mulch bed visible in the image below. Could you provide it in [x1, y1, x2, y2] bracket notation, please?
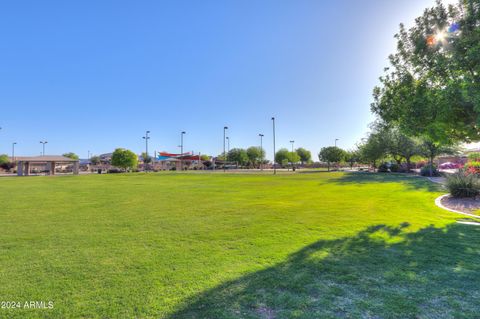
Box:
[441, 195, 480, 214]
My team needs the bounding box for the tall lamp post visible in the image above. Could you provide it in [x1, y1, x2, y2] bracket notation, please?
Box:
[143, 131, 150, 171]
[12, 142, 17, 162]
[180, 131, 186, 155]
[40, 141, 48, 156]
[335, 138, 339, 147]
[180, 131, 186, 170]
[271, 117, 276, 175]
[223, 126, 228, 172]
[290, 140, 295, 153]
[259, 134, 264, 170]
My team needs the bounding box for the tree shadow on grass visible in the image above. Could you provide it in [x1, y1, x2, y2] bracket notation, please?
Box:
[168, 223, 480, 318]
[328, 172, 442, 192]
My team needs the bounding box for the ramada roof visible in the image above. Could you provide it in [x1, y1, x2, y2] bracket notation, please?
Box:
[15, 156, 79, 162]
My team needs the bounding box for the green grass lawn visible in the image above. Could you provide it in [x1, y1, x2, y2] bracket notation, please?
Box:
[0, 172, 479, 318]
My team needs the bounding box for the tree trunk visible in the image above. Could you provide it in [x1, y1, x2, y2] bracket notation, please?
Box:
[327, 163, 330, 171]
[406, 157, 411, 172]
[429, 155, 434, 177]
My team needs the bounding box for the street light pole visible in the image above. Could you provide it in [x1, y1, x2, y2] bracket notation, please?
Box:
[143, 131, 150, 171]
[223, 126, 228, 172]
[12, 142, 17, 162]
[180, 131, 186, 155]
[180, 131, 186, 171]
[271, 117, 276, 175]
[40, 141, 48, 156]
[335, 138, 339, 147]
[259, 134, 264, 171]
[290, 140, 295, 153]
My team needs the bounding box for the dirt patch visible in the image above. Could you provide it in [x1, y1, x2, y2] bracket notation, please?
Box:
[441, 195, 480, 214]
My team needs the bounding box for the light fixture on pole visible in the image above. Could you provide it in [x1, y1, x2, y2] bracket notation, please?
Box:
[259, 134, 264, 171]
[290, 140, 295, 153]
[40, 141, 48, 156]
[143, 131, 150, 171]
[223, 126, 228, 172]
[271, 117, 276, 175]
[335, 138, 339, 147]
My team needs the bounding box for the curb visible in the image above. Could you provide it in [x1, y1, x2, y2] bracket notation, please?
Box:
[434, 194, 480, 219]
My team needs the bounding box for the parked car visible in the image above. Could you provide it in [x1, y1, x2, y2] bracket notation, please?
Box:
[439, 162, 461, 169]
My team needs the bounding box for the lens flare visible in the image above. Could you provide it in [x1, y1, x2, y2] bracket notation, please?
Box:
[435, 31, 447, 42]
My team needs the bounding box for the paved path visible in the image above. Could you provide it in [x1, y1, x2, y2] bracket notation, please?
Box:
[428, 176, 446, 185]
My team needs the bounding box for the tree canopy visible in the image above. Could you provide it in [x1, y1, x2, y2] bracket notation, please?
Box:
[275, 148, 290, 167]
[295, 147, 312, 164]
[90, 156, 101, 165]
[345, 149, 361, 169]
[318, 146, 346, 171]
[141, 152, 152, 163]
[288, 151, 300, 166]
[0, 154, 10, 166]
[227, 148, 249, 166]
[62, 152, 79, 160]
[358, 133, 386, 170]
[200, 155, 210, 161]
[371, 0, 480, 145]
[246, 146, 265, 167]
[111, 148, 138, 171]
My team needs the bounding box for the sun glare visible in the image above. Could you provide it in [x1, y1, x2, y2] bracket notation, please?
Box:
[435, 31, 447, 42]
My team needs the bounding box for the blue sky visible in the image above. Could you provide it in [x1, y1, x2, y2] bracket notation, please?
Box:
[0, 0, 445, 159]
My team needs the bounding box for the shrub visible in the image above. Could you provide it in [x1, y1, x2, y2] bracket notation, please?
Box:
[107, 168, 122, 174]
[468, 152, 480, 162]
[446, 171, 480, 198]
[378, 163, 389, 173]
[390, 163, 400, 172]
[465, 161, 480, 175]
[420, 164, 439, 176]
[0, 162, 15, 171]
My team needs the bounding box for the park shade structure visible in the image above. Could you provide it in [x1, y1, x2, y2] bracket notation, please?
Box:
[15, 156, 79, 176]
[156, 152, 203, 170]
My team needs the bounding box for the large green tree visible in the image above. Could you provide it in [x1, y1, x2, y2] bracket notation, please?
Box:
[358, 133, 387, 171]
[345, 149, 361, 169]
[373, 123, 421, 171]
[246, 146, 265, 167]
[275, 148, 290, 167]
[0, 154, 10, 165]
[111, 148, 138, 172]
[288, 151, 301, 170]
[227, 148, 249, 166]
[318, 146, 346, 171]
[295, 147, 312, 165]
[372, 0, 480, 145]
